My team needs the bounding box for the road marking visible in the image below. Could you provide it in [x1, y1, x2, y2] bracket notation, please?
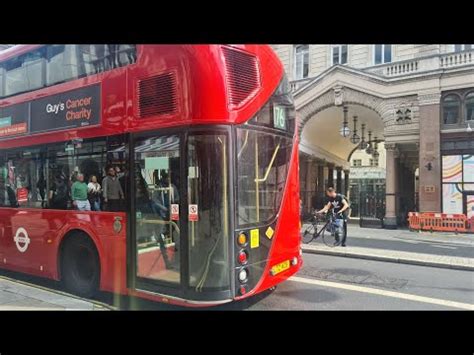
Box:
[396, 239, 420, 244]
[430, 245, 457, 250]
[289, 276, 474, 310]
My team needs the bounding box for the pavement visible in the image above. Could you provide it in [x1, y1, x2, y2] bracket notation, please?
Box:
[0, 274, 111, 310]
[302, 223, 474, 271]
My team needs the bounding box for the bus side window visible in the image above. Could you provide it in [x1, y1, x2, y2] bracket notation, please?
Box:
[0, 64, 4, 98]
[23, 49, 46, 92]
[0, 157, 11, 207]
[118, 45, 137, 66]
[4, 48, 46, 97]
[46, 45, 67, 86]
[4, 56, 27, 96]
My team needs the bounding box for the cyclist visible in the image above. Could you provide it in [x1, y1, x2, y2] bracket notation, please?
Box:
[316, 187, 350, 246]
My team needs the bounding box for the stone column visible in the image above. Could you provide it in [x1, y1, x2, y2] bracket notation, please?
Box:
[323, 165, 329, 189]
[344, 169, 350, 197]
[384, 143, 399, 229]
[327, 164, 334, 189]
[407, 167, 416, 212]
[316, 163, 325, 209]
[418, 92, 442, 212]
[336, 167, 343, 193]
[304, 158, 313, 212]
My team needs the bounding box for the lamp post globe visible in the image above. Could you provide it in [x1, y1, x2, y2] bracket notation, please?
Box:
[340, 126, 351, 138]
[350, 134, 361, 144]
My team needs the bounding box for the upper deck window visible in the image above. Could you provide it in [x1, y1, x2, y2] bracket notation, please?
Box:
[0, 45, 137, 99]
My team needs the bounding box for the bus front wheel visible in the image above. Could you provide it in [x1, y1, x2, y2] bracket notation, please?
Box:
[61, 232, 100, 298]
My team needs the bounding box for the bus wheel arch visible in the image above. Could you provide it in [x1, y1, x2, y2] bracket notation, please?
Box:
[58, 229, 101, 298]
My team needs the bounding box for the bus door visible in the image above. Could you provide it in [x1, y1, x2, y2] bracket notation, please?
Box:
[0, 208, 10, 262]
[131, 130, 232, 301]
[132, 134, 183, 293]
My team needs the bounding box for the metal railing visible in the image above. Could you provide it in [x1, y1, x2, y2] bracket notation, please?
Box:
[289, 49, 474, 90]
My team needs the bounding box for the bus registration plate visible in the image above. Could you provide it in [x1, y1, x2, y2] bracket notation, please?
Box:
[271, 260, 290, 275]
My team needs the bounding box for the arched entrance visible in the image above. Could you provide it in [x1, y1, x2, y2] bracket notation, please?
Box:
[295, 69, 420, 229]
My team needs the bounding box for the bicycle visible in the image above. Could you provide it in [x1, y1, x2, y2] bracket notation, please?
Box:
[302, 210, 347, 247]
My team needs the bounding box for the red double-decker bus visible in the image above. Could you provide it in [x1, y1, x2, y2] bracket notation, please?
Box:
[0, 44, 301, 306]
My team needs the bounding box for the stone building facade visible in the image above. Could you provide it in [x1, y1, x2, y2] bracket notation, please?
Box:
[272, 45, 474, 228]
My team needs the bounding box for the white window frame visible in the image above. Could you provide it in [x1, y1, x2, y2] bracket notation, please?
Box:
[294, 45, 309, 80]
[331, 45, 348, 65]
[352, 159, 362, 167]
[373, 45, 392, 65]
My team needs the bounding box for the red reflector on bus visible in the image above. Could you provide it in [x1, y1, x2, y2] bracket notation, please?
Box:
[239, 286, 247, 295]
[238, 251, 248, 264]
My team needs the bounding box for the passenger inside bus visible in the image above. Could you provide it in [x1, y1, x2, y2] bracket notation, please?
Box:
[0, 136, 128, 211]
[135, 167, 172, 269]
[0, 172, 18, 207]
[102, 165, 125, 212]
[48, 175, 70, 210]
[152, 171, 180, 255]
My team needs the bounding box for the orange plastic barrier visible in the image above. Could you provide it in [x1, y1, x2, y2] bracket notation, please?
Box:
[408, 212, 470, 233]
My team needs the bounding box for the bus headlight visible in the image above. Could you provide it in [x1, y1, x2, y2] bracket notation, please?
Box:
[238, 268, 248, 283]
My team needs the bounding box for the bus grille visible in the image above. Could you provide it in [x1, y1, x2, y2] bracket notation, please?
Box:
[138, 72, 178, 118]
[222, 47, 261, 109]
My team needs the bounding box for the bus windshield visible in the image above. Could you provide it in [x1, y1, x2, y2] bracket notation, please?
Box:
[236, 75, 295, 227]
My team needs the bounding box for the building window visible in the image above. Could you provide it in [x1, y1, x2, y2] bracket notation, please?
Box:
[374, 45, 392, 65]
[332, 45, 348, 65]
[294, 45, 309, 80]
[465, 92, 474, 121]
[442, 94, 461, 125]
[352, 159, 362, 167]
[369, 159, 379, 167]
[454, 45, 472, 52]
[442, 155, 474, 216]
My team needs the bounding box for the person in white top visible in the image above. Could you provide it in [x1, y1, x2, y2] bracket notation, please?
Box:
[87, 175, 102, 211]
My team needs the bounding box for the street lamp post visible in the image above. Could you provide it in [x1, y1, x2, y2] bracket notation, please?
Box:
[359, 124, 369, 150]
[340, 106, 351, 138]
[372, 137, 380, 160]
[350, 115, 361, 144]
[366, 130, 374, 155]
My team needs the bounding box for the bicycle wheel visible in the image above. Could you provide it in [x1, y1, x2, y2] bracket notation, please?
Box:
[322, 225, 340, 247]
[302, 223, 316, 244]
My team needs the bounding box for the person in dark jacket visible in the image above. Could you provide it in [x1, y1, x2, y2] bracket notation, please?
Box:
[48, 175, 69, 210]
[102, 165, 124, 212]
[0, 173, 18, 207]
